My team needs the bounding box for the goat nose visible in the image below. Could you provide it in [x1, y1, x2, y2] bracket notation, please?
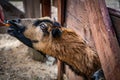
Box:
[11, 19, 21, 23]
[15, 18, 21, 23]
[6, 18, 21, 24]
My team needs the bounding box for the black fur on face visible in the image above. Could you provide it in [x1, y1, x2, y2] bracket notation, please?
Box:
[33, 19, 62, 38]
[51, 22, 62, 38]
[7, 19, 33, 48]
[33, 19, 54, 26]
[51, 28, 62, 38]
[33, 19, 61, 27]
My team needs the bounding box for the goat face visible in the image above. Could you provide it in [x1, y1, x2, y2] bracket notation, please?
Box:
[7, 17, 62, 50]
[7, 18, 33, 48]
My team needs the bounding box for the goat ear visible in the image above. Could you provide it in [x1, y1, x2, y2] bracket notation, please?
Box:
[53, 22, 61, 27]
[52, 28, 62, 38]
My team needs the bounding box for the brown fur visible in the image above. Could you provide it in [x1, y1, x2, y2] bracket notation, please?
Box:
[20, 17, 101, 79]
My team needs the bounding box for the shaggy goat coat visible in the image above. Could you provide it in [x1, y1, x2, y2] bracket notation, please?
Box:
[33, 28, 101, 77]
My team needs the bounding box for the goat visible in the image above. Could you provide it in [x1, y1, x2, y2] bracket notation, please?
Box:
[7, 17, 104, 80]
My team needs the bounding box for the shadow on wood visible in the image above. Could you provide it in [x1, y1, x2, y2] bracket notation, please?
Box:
[0, 0, 25, 19]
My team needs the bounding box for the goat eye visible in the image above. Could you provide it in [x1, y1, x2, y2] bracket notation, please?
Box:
[39, 22, 47, 30]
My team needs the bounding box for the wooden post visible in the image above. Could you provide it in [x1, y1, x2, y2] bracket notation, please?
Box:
[64, 0, 94, 80]
[108, 11, 120, 80]
[85, 0, 120, 80]
[23, 0, 35, 18]
[108, 8, 120, 45]
[23, 0, 41, 18]
[57, 0, 66, 80]
[33, 0, 41, 18]
[57, 60, 64, 80]
[58, 0, 66, 26]
[41, 0, 51, 17]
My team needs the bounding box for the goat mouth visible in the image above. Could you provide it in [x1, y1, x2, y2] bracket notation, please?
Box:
[7, 28, 15, 35]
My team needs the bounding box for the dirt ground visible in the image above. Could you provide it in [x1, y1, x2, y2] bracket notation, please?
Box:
[0, 34, 57, 80]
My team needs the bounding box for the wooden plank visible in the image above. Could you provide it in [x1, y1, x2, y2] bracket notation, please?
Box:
[53, 0, 57, 7]
[85, 0, 120, 80]
[65, 0, 96, 50]
[0, 0, 25, 19]
[41, 0, 51, 17]
[0, 5, 4, 23]
[65, 0, 95, 80]
[110, 15, 120, 44]
[23, 0, 41, 18]
[58, 0, 66, 26]
[65, 65, 84, 80]
[23, 0, 34, 18]
[57, 0, 66, 80]
[57, 60, 64, 80]
[33, 0, 41, 18]
[108, 8, 120, 45]
[108, 8, 120, 18]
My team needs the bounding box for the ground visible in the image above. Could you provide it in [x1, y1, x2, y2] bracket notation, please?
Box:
[0, 34, 57, 80]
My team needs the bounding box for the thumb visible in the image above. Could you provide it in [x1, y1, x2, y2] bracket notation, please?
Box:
[0, 5, 4, 24]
